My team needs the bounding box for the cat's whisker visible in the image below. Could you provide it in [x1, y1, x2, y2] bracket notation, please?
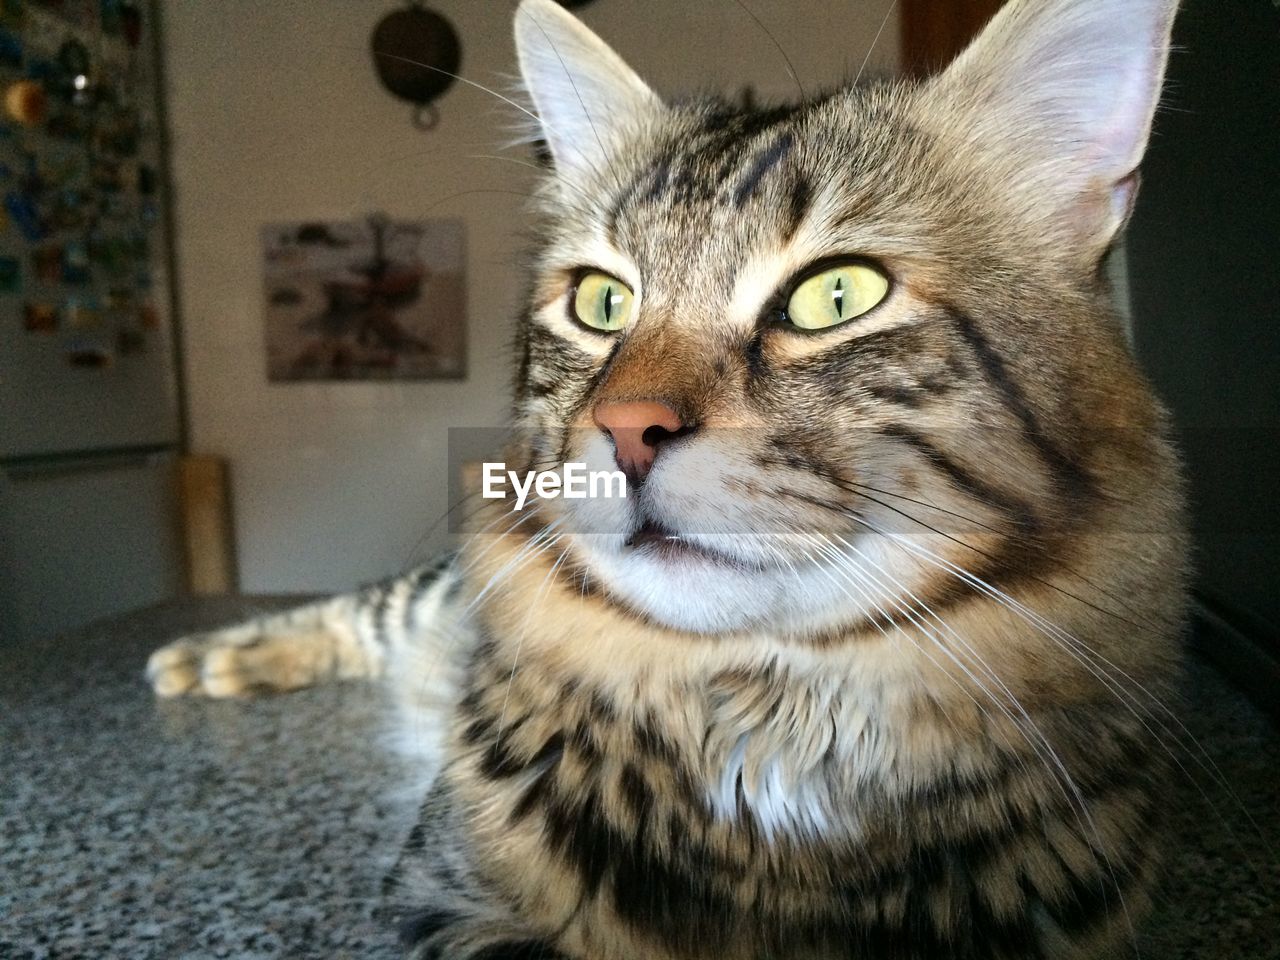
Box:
[835, 473, 1171, 635]
[863, 520, 1207, 757]
[461, 516, 564, 615]
[799, 532, 1102, 850]
[816, 531, 1138, 935]
[846, 519, 1261, 875]
[497, 539, 571, 734]
[786, 535, 1012, 780]
[455, 503, 547, 578]
[409, 514, 566, 712]
[465, 153, 596, 205]
[806, 532, 1086, 805]
[817, 532, 1146, 948]
[725, 0, 805, 98]
[401, 443, 571, 570]
[399, 486, 492, 571]
[833, 479, 1159, 633]
[451, 456, 568, 574]
[366, 48, 569, 150]
[853, 0, 898, 87]
[836, 477, 1006, 534]
[859, 517, 1274, 863]
[797, 534, 1011, 733]
[401, 505, 557, 702]
[793, 535, 1026, 820]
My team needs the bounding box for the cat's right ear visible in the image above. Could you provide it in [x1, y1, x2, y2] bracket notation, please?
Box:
[926, 0, 1178, 263]
[514, 0, 662, 181]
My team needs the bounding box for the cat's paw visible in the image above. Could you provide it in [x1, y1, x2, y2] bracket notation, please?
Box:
[146, 626, 331, 698]
[146, 630, 255, 698]
[146, 635, 206, 697]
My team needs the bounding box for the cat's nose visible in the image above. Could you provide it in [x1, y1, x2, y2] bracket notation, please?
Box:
[593, 400, 688, 483]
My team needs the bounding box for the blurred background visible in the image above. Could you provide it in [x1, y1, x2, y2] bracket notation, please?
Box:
[0, 0, 1276, 708]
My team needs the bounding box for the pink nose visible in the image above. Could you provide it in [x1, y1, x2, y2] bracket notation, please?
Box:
[593, 400, 686, 483]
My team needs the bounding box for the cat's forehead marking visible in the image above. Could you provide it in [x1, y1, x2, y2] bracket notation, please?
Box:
[595, 96, 913, 279]
[603, 103, 811, 241]
[729, 130, 797, 210]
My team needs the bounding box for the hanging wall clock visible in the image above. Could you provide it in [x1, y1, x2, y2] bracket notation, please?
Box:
[370, 2, 461, 131]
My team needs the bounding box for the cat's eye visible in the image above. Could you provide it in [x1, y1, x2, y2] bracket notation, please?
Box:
[785, 262, 889, 331]
[572, 271, 634, 333]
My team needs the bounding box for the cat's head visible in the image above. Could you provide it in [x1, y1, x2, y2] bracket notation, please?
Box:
[503, 0, 1179, 635]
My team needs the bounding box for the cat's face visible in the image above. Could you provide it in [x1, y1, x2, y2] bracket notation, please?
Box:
[505, 0, 1176, 635]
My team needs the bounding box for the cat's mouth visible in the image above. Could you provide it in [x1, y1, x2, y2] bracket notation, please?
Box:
[624, 519, 697, 554]
[622, 519, 760, 569]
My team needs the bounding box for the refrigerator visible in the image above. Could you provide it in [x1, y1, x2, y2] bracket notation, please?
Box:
[0, 0, 183, 645]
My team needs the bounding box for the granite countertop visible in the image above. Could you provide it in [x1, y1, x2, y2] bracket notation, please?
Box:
[2, 598, 1278, 959]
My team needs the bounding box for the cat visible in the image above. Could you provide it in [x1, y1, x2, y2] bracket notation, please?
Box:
[147, 0, 1189, 957]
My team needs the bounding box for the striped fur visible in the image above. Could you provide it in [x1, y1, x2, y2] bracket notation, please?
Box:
[148, 0, 1190, 956]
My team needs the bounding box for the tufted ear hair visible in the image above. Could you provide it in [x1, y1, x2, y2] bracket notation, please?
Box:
[514, 0, 663, 182]
[928, 0, 1179, 260]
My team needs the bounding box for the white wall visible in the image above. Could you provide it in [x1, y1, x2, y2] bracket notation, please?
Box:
[162, 0, 898, 594]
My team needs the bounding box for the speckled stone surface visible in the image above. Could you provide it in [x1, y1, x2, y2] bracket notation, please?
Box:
[1, 598, 409, 960]
[2, 598, 1277, 959]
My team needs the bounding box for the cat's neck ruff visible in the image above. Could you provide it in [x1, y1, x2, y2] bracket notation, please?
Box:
[458, 502, 1073, 840]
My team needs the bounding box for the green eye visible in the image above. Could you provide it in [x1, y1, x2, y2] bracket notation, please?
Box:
[573, 271, 634, 332]
[786, 262, 889, 330]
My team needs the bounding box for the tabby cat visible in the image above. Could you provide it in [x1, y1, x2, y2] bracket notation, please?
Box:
[148, 0, 1189, 956]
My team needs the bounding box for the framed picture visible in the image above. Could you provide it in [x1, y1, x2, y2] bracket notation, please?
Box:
[261, 215, 466, 381]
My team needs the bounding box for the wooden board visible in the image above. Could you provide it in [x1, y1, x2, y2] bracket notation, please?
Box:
[178, 455, 236, 595]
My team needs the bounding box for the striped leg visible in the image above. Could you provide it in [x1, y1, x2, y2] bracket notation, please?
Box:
[146, 556, 457, 698]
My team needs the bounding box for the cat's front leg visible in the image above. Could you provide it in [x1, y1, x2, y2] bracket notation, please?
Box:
[147, 558, 456, 698]
[146, 596, 376, 697]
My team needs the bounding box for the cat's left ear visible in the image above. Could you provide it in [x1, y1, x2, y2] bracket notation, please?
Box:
[514, 0, 662, 182]
[929, 0, 1178, 260]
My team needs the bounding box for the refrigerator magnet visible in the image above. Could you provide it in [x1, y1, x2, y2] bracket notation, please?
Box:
[65, 338, 114, 369]
[62, 296, 102, 330]
[61, 240, 90, 284]
[0, 0, 26, 25]
[0, 254, 20, 292]
[32, 244, 62, 283]
[23, 301, 58, 333]
[100, 193, 130, 221]
[100, 114, 141, 157]
[5, 189, 45, 241]
[4, 79, 46, 127]
[57, 39, 91, 84]
[138, 300, 159, 329]
[88, 235, 125, 275]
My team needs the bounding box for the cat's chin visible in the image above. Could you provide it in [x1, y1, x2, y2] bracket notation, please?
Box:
[567, 532, 858, 635]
